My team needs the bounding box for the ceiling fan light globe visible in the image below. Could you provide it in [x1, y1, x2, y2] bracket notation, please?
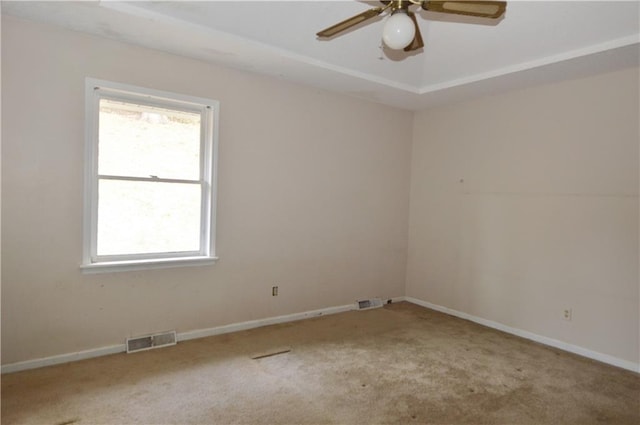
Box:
[382, 12, 416, 50]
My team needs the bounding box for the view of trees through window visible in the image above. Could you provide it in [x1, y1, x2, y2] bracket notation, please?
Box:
[97, 100, 203, 256]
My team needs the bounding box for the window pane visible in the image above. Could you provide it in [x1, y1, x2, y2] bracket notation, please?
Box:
[97, 180, 201, 256]
[98, 99, 201, 180]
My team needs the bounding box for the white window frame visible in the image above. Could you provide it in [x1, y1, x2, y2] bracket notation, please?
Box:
[81, 78, 219, 273]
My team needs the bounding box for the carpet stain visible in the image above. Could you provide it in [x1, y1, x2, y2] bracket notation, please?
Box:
[250, 347, 291, 360]
[55, 419, 80, 425]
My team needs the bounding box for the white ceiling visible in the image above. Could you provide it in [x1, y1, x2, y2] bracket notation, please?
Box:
[3, 1, 639, 110]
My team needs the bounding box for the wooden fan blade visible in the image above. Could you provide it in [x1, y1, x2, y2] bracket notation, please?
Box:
[317, 7, 384, 38]
[423, 1, 507, 19]
[404, 12, 424, 52]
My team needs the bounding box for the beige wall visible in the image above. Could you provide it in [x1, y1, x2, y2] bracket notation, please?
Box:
[3, 15, 638, 369]
[1, 17, 412, 364]
[407, 67, 639, 364]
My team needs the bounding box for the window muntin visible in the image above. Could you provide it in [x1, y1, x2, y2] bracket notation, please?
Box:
[83, 79, 219, 272]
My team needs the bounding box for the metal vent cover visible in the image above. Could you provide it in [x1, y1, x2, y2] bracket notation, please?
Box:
[356, 297, 383, 310]
[126, 330, 177, 353]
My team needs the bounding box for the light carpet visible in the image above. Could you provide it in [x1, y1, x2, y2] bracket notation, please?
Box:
[2, 302, 639, 424]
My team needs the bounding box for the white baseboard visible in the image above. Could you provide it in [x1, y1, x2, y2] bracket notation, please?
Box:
[1, 344, 125, 374]
[7, 296, 634, 375]
[177, 304, 354, 342]
[1, 303, 356, 374]
[405, 296, 640, 373]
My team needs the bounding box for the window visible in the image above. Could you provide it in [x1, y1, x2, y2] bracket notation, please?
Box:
[82, 78, 219, 273]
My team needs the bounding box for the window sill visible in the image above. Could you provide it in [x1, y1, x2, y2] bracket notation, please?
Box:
[80, 256, 219, 274]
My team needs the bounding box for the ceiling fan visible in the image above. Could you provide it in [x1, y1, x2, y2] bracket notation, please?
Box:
[317, 1, 507, 52]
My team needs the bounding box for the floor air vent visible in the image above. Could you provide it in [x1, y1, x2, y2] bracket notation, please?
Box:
[126, 331, 177, 353]
[356, 298, 383, 310]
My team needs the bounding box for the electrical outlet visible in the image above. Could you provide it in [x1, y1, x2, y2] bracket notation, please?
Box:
[563, 308, 572, 321]
[272, 286, 278, 296]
